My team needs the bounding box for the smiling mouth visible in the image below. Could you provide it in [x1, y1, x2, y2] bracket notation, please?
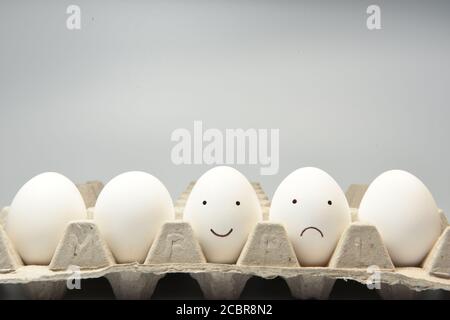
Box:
[300, 226, 324, 238]
[210, 228, 233, 237]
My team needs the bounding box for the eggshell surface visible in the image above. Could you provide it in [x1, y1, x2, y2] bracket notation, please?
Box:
[358, 170, 441, 266]
[94, 172, 174, 263]
[6, 172, 86, 265]
[270, 167, 351, 266]
[183, 166, 262, 263]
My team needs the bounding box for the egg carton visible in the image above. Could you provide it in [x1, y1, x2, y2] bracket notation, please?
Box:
[0, 181, 449, 300]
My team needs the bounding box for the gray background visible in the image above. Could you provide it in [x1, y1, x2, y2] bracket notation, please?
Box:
[1, 0, 449, 217]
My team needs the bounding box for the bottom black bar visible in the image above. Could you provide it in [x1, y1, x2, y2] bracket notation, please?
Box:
[0, 299, 444, 319]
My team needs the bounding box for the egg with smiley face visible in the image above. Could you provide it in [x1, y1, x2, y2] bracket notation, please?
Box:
[183, 166, 262, 263]
[270, 167, 351, 266]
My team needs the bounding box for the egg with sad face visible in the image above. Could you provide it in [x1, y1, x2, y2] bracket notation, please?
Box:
[270, 167, 351, 266]
[183, 166, 262, 263]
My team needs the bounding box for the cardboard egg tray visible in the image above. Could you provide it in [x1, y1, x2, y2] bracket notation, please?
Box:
[0, 181, 449, 300]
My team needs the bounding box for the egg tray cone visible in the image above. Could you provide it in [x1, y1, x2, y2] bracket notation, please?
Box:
[0, 182, 449, 300]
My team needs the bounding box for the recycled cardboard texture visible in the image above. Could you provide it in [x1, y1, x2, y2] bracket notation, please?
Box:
[191, 272, 250, 300]
[49, 221, 115, 271]
[439, 210, 449, 230]
[345, 184, 369, 209]
[86, 207, 95, 220]
[237, 222, 299, 268]
[0, 207, 9, 226]
[145, 222, 206, 264]
[106, 271, 163, 300]
[328, 222, 394, 270]
[0, 182, 450, 300]
[24, 281, 67, 300]
[0, 225, 23, 272]
[76, 181, 103, 208]
[285, 275, 336, 300]
[423, 227, 450, 278]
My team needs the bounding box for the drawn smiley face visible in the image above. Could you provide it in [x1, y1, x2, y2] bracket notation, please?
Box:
[201, 199, 238, 238]
[270, 167, 351, 266]
[293, 199, 333, 239]
[183, 166, 262, 264]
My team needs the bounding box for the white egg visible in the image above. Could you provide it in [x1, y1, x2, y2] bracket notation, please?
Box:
[94, 171, 174, 263]
[183, 166, 262, 263]
[358, 170, 441, 266]
[6, 172, 86, 265]
[269, 167, 351, 266]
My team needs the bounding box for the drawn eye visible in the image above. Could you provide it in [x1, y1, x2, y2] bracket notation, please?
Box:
[292, 199, 297, 204]
[236, 201, 241, 206]
[328, 200, 332, 206]
[202, 201, 207, 205]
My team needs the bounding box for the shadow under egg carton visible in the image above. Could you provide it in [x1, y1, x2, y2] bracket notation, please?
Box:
[0, 183, 449, 300]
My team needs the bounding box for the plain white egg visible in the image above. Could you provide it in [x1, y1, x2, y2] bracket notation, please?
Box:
[269, 167, 351, 266]
[358, 170, 441, 266]
[6, 172, 86, 265]
[94, 171, 174, 263]
[183, 166, 262, 263]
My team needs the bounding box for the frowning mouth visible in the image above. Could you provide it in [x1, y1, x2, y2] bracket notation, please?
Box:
[210, 228, 233, 237]
[300, 226, 324, 238]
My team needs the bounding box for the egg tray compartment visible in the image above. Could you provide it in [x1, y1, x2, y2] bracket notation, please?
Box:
[0, 182, 450, 300]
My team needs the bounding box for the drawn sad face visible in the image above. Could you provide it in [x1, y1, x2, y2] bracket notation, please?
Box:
[183, 166, 262, 264]
[270, 167, 351, 266]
